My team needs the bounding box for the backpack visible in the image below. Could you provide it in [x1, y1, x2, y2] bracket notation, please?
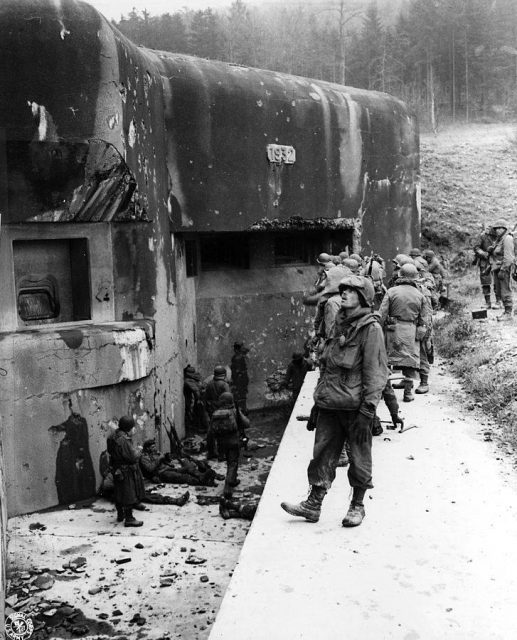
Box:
[210, 408, 238, 437]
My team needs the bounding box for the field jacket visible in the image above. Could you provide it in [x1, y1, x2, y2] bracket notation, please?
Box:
[313, 308, 388, 418]
[378, 279, 432, 369]
[490, 231, 514, 271]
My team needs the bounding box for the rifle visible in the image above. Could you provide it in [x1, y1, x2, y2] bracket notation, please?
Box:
[165, 417, 183, 456]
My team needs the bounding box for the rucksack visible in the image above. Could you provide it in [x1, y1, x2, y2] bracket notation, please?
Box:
[210, 408, 238, 437]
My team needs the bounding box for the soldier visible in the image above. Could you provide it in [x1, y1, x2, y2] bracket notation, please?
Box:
[409, 248, 429, 271]
[107, 416, 146, 527]
[378, 263, 432, 402]
[473, 225, 499, 309]
[488, 219, 514, 321]
[422, 249, 447, 295]
[281, 275, 388, 528]
[282, 352, 313, 404]
[204, 365, 231, 459]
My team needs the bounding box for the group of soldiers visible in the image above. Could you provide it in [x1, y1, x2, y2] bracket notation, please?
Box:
[281, 245, 446, 529]
[473, 218, 515, 320]
[305, 247, 445, 404]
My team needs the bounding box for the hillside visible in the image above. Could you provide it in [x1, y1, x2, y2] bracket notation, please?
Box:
[420, 123, 517, 270]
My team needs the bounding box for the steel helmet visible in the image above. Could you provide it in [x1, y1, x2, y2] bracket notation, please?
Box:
[491, 218, 508, 230]
[322, 266, 348, 294]
[213, 365, 227, 378]
[342, 258, 360, 273]
[422, 249, 435, 259]
[393, 253, 410, 266]
[338, 275, 375, 307]
[349, 253, 363, 264]
[399, 263, 419, 280]
[409, 247, 422, 257]
[317, 252, 332, 265]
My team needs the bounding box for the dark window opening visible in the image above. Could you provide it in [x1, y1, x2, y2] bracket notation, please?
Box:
[185, 238, 198, 277]
[200, 234, 250, 271]
[14, 238, 91, 326]
[274, 235, 310, 265]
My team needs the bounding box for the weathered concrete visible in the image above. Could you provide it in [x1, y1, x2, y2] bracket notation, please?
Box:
[209, 368, 517, 639]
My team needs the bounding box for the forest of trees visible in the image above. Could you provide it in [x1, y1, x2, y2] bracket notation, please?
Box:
[114, 0, 517, 130]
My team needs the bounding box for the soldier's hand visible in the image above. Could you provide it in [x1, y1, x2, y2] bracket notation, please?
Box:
[353, 413, 372, 446]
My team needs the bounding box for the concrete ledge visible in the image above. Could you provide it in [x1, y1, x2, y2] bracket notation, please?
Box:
[209, 369, 517, 639]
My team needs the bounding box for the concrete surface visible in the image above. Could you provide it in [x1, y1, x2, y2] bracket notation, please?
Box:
[209, 367, 517, 640]
[5, 414, 284, 639]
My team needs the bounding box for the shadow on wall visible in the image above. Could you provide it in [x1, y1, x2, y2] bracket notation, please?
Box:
[50, 413, 96, 504]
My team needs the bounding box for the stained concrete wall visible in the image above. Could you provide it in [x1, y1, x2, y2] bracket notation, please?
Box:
[197, 266, 315, 408]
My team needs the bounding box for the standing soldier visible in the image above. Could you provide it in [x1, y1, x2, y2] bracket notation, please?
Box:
[231, 342, 250, 413]
[489, 219, 514, 321]
[473, 225, 499, 309]
[422, 250, 447, 296]
[204, 365, 231, 459]
[378, 263, 432, 402]
[107, 416, 146, 527]
[281, 275, 388, 528]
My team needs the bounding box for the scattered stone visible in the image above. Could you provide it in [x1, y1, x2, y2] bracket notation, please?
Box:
[160, 578, 174, 587]
[34, 573, 55, 590]
[98, 613, 109, 620]
[112, 609, 123, 616]
[29, 522, 47, 531]
[200, 575, 209, 583]
[185, 555, 206, 565]
[135, 543, 144, 549]
[69, 557, 87, 570]
[88, 587, 102, 595]
[6, 594, 18, 607]
[42, 607, 57, 616]
[115, 558, 132, 565]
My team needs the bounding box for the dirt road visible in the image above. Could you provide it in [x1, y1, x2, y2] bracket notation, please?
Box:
[209, 367, 517, 639]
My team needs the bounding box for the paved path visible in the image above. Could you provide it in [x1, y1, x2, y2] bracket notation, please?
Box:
[209, 366, 517, 640]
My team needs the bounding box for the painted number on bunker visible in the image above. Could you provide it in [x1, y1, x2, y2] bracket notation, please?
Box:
[267, 144, 296, 164]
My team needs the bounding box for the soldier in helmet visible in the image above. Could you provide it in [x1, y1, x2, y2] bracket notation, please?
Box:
[378, 263, 432, 401]
[204, 364, 231, 459]
[473, 224, 500, 309]
[281, 275, 388, 528]
[488, 218, 514, 321]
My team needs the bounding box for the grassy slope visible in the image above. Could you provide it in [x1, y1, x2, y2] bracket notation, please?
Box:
[421, 123, 517, 270]
[423, 122, 517, 447]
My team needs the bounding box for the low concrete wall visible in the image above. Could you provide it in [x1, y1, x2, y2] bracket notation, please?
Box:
[0, 322, 156, 516]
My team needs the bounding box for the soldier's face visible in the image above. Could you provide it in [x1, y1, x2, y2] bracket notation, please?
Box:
[340, 287, 361, 310]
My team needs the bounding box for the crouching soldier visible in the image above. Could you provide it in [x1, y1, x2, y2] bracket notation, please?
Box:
[107, 416, 146, 527]
[281, 275, 388, 528]
[210, 392, 249, 498]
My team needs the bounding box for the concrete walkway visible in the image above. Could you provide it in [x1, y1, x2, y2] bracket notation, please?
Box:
[209, 366, 517, 640]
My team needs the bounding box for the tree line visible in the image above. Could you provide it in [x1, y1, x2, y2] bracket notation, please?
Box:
[114, 0, 517, 130]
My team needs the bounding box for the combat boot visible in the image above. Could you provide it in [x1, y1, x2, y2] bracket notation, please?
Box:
[415, 374, 429, 394]
[280, 486, 326, 522]
[124, 508, 143, 527]
[403, 379, 414, 402]
[391, 379, 405, 389]
[116, 505, 124, 523]
[342, 502, 366, 527]
[497, 309, 513, 322]
[484, 295, 492, 309]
